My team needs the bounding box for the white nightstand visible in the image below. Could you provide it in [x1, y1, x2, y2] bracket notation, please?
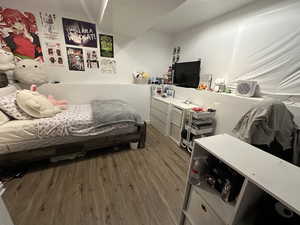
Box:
[150, 96, 198, 145]
[179, 134, 300, 225]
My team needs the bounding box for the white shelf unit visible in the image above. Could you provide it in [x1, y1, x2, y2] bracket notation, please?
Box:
[150, 96, 198, 146]
[179, 134, 300, 225]
[181, 109, 216, 152]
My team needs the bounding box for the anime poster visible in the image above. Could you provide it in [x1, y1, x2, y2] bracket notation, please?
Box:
[0, 7, 43, 61]
[85, 49, 99, 70]
[39, 12, 60, 40]
[62, 18, 97, 48]
[45, 42, 64, 66]
[99, 34, 114, 58]
[66, 47, 84, 71]
[100, 58, 116, 74]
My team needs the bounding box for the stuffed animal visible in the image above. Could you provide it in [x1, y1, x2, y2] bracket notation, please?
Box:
[16, 90, 61, 118]
[47, 95, 68, 110]
[14, 58, 48, 88]
[30, 84, 68, 110]
[0, 49, 15, 72]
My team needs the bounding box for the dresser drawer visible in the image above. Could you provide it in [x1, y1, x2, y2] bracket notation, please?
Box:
[150, 107, 168, 122]
[186, 187, 224, 225]
[170, 123, 181, 143]
[170, 107, 183, 127]
[151, 98, 169, 113]
[150, 116, 167, 135]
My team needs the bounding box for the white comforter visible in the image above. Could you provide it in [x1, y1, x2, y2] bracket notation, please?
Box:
[0, 104, 131, 145]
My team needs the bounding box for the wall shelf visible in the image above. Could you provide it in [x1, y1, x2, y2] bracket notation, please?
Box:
[179, 134, 300, 225]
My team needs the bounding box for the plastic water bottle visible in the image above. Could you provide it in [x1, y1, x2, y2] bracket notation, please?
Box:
[190, 159, 203, 185]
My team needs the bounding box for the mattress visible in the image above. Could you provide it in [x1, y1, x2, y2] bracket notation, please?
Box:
[0, 125, 137, 154]
[0, 104, 140, 154]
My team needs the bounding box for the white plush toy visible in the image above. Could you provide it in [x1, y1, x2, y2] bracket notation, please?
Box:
[0, 49, 15, 72]
[14, 58, 48, 88]
[16, 90, 61, 118]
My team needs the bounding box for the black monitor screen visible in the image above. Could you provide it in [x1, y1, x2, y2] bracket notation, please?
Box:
[173, 60, 201, 88]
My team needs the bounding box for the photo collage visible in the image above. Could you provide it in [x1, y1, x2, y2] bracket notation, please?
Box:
[0, 7, 116, 73]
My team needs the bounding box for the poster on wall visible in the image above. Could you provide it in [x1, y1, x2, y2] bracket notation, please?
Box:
[85, 49, 99, 70]
[39, 12, 60, 40]
[66, 47, 84, 71]
[0, 8, 43, 61]
[172, 46, 181, 64]
[45, 42, 64, 66]
[99, 34, 114, 58]
[62, 18, 97, 48]
[100, 58, 116, 74]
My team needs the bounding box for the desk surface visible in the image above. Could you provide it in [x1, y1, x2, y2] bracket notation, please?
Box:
[152, 96, 198, 109]
[195, 134, 300, 215]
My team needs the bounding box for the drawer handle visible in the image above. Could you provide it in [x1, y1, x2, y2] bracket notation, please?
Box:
[201, 204, 207, 213]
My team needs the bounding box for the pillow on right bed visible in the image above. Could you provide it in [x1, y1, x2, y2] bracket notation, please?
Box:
[16, 90, 62, 118]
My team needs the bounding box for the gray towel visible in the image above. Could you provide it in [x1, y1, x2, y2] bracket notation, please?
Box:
[233, 98, 296, 150]
[91, 99, 142, 127]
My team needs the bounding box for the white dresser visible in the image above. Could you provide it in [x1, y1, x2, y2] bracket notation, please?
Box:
[150, 97, 170, 136]
[150, 96, 198, 145]
[179, 134, 300, 225]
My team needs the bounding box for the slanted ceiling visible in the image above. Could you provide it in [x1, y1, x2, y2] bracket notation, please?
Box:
[153, 0, 258, 34]
[99, 0, 186, 37]
[0, 0, 104, 21]
[1, 0, 186, 38]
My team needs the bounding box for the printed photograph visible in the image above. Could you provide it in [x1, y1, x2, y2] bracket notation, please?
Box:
[66, 47, 84, 71]
[0, 7, 43, 61]
[99, 34, 114, 58]
[62, 18, 97, 48]
[45, 42, 64, 66]
[100, 58, 116, 74]
[39, 12, 60, 40]
[85, 49, 99, 70]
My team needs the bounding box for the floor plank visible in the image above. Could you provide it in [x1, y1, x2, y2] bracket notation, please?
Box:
[3, 126, 190, 225]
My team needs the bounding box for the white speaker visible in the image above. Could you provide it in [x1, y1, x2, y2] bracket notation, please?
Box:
[236, 80, 258, 97]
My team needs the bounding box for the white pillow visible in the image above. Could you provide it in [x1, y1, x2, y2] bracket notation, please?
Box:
[0, 92, 33, 120]
[0, 85, 17, 96]
[0, 111, 9, 125]
[16, 90, 61, 118]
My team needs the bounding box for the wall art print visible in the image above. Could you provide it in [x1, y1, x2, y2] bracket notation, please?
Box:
[39, 12, 60, 40]
[62, 18, 97, 48]
[66, 47, 84, 71]
[45, 42, 64, 66]
[99, 34, 114, 58]
[85, 49, 99, 70]
[100, 58, 116, 74]
[0, 7, 43, 61]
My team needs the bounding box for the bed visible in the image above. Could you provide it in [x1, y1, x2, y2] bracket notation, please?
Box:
[0, 87, 146, 167]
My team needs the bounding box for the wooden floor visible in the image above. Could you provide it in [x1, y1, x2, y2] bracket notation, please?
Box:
[3, 126, 190, 225]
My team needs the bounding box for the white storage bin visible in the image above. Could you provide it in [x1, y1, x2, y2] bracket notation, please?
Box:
[186, 187, 225, 225]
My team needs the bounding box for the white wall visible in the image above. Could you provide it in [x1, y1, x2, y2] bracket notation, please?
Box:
[173, 87, 300, 135]
[172, 0, 300, 94]
[0, 3, 172, 84]
[38, 83, 151, 121]
[41, 28, 172, 84]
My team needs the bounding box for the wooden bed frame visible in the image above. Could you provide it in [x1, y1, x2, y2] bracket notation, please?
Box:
[0, 122, 146, 168]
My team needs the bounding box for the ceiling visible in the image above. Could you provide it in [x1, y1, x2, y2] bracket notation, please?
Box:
[0, 0, 104, 21]
[1, 0, 186, 38]
[1, 0, 259, 37]
[153, 0, 258, 34]
[99, 0, 185, 37]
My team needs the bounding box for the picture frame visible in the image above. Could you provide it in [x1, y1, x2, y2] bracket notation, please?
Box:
[99, 34, 114, 58]
[62, 18, 97, 48]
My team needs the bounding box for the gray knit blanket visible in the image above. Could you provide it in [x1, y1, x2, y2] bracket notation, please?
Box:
[91, 99, 142, 127]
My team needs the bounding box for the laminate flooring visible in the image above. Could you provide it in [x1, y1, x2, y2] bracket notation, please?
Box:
[3, 126, 190, 225]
